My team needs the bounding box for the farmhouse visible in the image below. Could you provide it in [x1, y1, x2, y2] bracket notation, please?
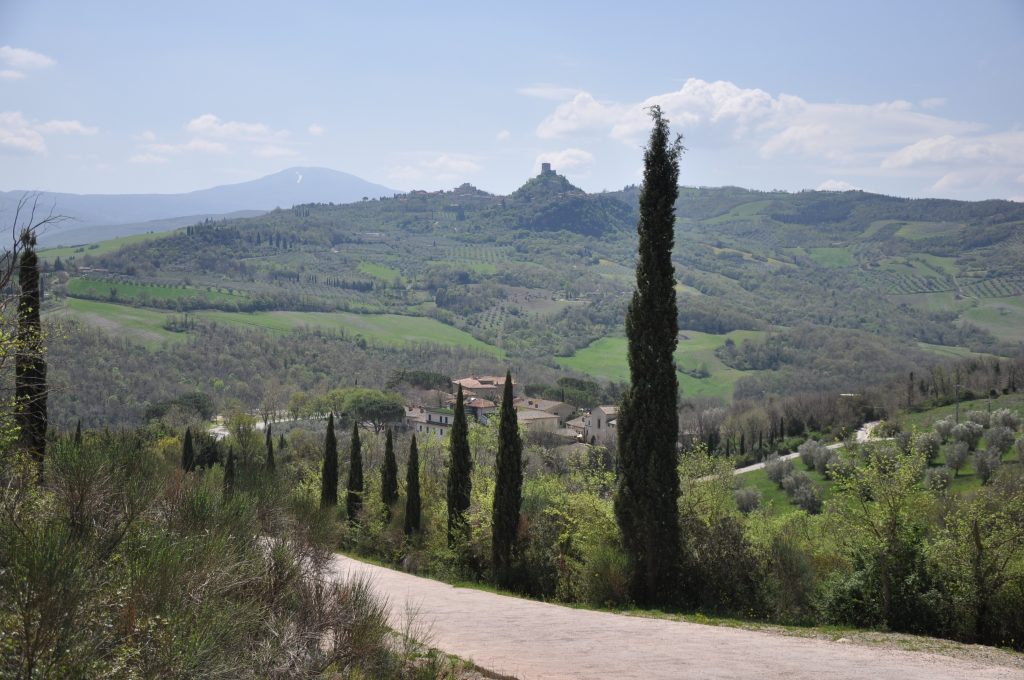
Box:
[452, 375, 514, 401]
[513, 396, 575, 425]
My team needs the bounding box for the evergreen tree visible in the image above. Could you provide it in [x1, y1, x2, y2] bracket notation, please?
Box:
[182, 427, 195, 472]
[223, 448, 236, 499]
[446, 385, 472, 546]
[320, 413, 338, 508]
[15, 231, 47, 467]
[614, 106, 684, 605]
[74, 419, 82, 447]
[492, 370, 523, 588]
[278, 433, 286, 451]
[346, 421, 363, 523]
[381, 427, 398, 518]
[265, 424, 275, 472]
[404, 435, 421, 535]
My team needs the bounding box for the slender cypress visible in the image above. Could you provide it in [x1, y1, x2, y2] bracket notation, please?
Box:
[614, 105, 684, 605]
[74, 419, 82, 447]
[265, 423, 276, 472]
[15, 231, 47, 467]
[346, 421, 363, 523]
[223, 448, 236, 499]
[404, 435, 421, 535]
[381, 427, 398, 518]
[320, 413, 338, 508]
[182, 427, 195, 472]
[446, 385, 472, 546]
[492, 370, 522, 588]
[278, 432, 286, 451]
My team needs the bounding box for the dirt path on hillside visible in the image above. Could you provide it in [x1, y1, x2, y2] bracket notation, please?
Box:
[329, 554, 1022, 680]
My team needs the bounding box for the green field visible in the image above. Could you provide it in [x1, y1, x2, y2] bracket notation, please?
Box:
[558, 329, 766, 400]
[961, 296, 1024, 342]
[40, 231, 173, 262]
[357, 262, 401, 281]
[894, 221, 963, 240]
[50, 298, 186, 348]
[195, 309, 503, 356]
[807, 247, 856, 268]
[67, 278, 246, 305]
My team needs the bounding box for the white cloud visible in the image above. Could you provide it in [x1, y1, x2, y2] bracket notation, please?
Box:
[0, 46, 55, 70]
[146, 137, 227, 154]
[496, 129, 511, 142]
[537, 92, 627, 139]
[0, 70, 26, 80]
[253, 144, 298, 158]
[0, 111, 97, 154]
[128, 153, 168, 165]
[307, 123, 325, 136]
[137, 130, 157, 142]
[536, 148, 594, 171]
[186, 113, 279, 140]
[389, 153, 481, 184]
[817, 179, 859, 191]
[36, 119, 97, 135]
[920, 97, 946, 110]
[518, 84, 583, 100]
[881, 132, 1024, 169]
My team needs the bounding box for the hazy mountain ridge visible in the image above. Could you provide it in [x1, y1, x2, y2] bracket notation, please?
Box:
[2, 167, 394, 244]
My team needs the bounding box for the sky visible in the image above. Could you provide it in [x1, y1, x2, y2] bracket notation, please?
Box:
[1, 0, 1023, 201]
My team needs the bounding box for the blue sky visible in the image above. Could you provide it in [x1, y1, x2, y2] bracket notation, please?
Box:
[1, 0, 1022, 200]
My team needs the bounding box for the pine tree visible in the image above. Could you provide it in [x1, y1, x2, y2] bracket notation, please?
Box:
[381, 427, 399, 519]
[346, 421, 363, 523]
[492, 370, 522, 588]
[614, 106, 684, 605]
[404, 435, 421, 535]
[446, 385, 472, 546]
[265, 423, 275, 472]
[15, 231, 47, 467]
[321, 413, 338, 508]
[182, 427, 195, 472]
[223, 448, 236, 499]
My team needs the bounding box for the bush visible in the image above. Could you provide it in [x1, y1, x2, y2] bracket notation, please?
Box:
[764, 454, 793, 488]
[923, 466, 953, 491]
[798, 439, 827, 471]
[966, 410, 991, 428]
[791, 484, 822, 514]
[974, 450, 1002, 485]
[933, 417, 954, 442]
[951, 421, 983, 451]
[990, 408, 1021, 431]
[985, 426, 1015, 457]
[735, 487, 762, 514]
[946, 440, 970, 475]
[914, 431, 942, 465]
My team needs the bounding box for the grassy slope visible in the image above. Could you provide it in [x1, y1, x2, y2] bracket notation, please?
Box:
[39, 231, 173, 262]
[558, 330, 766, 400]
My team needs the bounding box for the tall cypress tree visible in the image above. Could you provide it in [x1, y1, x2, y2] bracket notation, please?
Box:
[614, 106, 683, 605]
[492, 370, 522, 588]
[321, 413, 338, 508]
[381, 427, 398, 518]
[74, 419, 82, 447]
[223, 448, 236, 499]
[446, 385, 472, 546]
[404, 435, 421, 535]
[182, 426, 195, 472]
[346, 421, 363, 523]
[265, 423, 276, 472]
[15, 231, 47, 467]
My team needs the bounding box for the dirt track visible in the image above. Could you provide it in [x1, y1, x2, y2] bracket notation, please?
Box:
[330, 554, 1022, 680]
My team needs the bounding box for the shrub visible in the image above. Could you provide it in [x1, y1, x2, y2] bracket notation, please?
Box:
[923, 466, 953, 491]
[966, 410, 990, 428]
[735, 487, 762, 514]
[791, 484, 823, 514]
[764, 454, 793, 488]
[933, 417, 954, 442]
[974, 450, 1002, 485]
[951, 421, 983, 451]
[985, 426, 1015, 457]
[798, 439, 827, 471]
[946, 441, 970, 476]
[990, 408, 1021, 431]
[914, 431, 942, 465]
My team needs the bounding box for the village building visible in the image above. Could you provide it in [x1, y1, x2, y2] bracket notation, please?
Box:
[404, 405, 455, 438]
[584, 405, 619, 447]
[513, 396, 576, 426]
[515, 407, 560, 433]
[452, 375, 514, 401]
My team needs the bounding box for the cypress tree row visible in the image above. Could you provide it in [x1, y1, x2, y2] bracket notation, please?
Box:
[346, 421, 363, 523]
[182, 427, 195, 472]
[492, 370, 522, 588]
[446, 385, 472, 547]
[381, 427, 398, 518]
[321, 413, 338, 508]
[404, 434, 421, 535]
[265, 424, 275, 472]
[15, 231, 47, 467]
[614, 105, 684, 605]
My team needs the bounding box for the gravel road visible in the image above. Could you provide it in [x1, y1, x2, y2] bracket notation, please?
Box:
[330, 553, 1022, 680]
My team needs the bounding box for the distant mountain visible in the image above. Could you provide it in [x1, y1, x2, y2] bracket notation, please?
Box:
[2, 167, 394, 246]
